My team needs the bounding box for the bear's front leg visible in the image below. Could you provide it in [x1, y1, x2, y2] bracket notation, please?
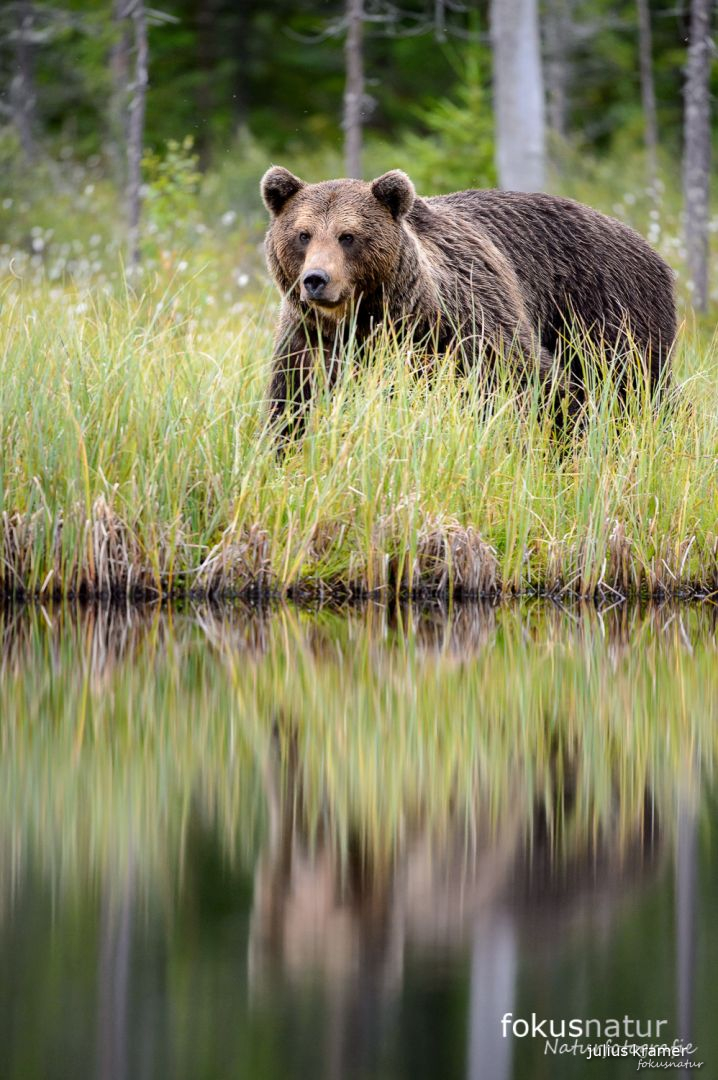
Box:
[268, 339, 313, 443]
[267, 304, 347, 445]
[267, 305, 320, 445]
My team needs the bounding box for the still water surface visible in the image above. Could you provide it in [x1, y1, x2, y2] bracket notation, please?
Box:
[1, 601, 717, 1079]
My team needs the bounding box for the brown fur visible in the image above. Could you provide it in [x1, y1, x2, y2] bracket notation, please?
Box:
[261, 167, 677, 437]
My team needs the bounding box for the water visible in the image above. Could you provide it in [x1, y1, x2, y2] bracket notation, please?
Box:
[1, 601, 717, 1079]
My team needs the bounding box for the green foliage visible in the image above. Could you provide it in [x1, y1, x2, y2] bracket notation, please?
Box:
[142, 136, 202, 241]
[394, 47, 496, 193]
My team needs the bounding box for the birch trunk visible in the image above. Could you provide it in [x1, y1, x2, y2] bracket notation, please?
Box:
[636, 0, 659, 194]
[434, 0, 446, 44]
[126, 0, 149, 277]
[344, 0, 364, 179]
[108, 0, 132, 187]
[10, 0, 37, 163]
[682, 0, 713, 312]
[490, 0, 546, 191]
[544, 0, 570, 140]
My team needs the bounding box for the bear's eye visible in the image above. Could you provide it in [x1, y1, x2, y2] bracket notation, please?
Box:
[298, 231, 311, 244]
[338, 233, 355, 248]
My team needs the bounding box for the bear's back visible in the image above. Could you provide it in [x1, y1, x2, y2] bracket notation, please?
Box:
[413, 188, 676, 363]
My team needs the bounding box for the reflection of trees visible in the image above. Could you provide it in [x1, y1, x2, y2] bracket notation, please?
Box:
[97, 858, 134, 1080]
[676, 799, 698, 1072]
[468, 911, 516, 1080]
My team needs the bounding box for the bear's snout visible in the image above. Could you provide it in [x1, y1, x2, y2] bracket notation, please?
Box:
[302, 269, 331, 300]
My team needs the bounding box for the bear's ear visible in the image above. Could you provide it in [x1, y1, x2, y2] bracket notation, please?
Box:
[370, 170, 416, 220]
[261, 166, 305, 216]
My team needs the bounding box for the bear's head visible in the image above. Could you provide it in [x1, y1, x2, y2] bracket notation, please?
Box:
[261, 167, 416, 322]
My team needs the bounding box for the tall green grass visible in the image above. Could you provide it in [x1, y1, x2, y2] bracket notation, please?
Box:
[0, 279, 717, 600]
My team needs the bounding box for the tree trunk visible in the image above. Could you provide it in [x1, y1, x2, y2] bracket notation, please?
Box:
[434, 0, 446, 44]
[490, 0, 546, 191]
[10, 0, 38, 163]
[636, 0, 659, 194]
[682, 0, 713, 313]
[108, 0, 132, 187]
[543, 0, 570, 141]
[344, 0, 364, 179]
[126, 0, 149, 277]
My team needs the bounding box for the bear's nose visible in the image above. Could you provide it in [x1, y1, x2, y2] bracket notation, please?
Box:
[302, 269, 330, 299]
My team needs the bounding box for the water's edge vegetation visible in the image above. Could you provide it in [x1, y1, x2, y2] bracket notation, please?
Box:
[1, 287, 717, 603]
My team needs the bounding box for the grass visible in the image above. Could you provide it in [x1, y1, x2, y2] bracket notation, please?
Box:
[0, 273, 717, 602]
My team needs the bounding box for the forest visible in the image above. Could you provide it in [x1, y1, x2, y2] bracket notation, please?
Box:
[2, 0, 715, 162]
[1, 0, 716, 300]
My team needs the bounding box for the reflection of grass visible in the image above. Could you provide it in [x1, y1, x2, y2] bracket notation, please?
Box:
[0, 601, 716, 897]
[1, 286, 718, 600]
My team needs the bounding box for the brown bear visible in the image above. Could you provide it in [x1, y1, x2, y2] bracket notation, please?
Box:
[260, 167, 677, 437]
